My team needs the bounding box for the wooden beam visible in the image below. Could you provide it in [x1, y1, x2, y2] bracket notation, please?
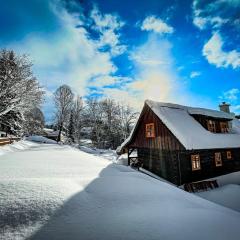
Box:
[127, 148, 130, 166]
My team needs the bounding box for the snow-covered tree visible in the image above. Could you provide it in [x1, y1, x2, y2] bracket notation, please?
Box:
[54, 85, 74, 142]
[22, 107, 45, 135]
[0, 49, 44, 133]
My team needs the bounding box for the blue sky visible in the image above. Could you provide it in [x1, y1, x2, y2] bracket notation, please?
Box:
[1, 0, 240, 122]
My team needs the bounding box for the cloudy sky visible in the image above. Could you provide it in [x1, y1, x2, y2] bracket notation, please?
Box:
[1, 0, 240, 122]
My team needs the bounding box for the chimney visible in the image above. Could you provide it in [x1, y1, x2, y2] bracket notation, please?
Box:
[219, 102, 230, 113]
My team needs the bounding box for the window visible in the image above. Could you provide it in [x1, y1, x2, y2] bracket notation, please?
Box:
[227, 151, 232, 159]
[145, 123, 155, 138]
[191, 154, 201, 171]
[215, 152, 222, 167]
[220, 122, 229, 133]
[207, 120, 216, 133]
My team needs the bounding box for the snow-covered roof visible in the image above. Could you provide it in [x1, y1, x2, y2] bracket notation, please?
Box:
[43, 128, 54, 133]
[148, 101, 233, 120]
[43, 128, 59, 137]
[120, 100, 240, 151]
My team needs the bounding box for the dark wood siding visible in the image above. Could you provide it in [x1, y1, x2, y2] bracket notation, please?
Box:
[127, 104, 185, 185]
[179, 148, 240, 184]
[129, 104, 185, 151]
[138, 148, 180, 184]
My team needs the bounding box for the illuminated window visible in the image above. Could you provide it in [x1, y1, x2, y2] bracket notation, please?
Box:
[227, 151, 232, 159]
[145, 123, 155, 138]
[207, 120, 216, 133]
[191, 154, 201, 171]
[220, 122, 229, 133]
[215, 152, 222, 167]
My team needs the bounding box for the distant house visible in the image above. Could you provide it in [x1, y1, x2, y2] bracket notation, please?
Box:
[119, 100, 240, 185]
[43, 128, 60, 142]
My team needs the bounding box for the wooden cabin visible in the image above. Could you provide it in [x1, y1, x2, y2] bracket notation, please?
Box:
[119, 100, 240, 185]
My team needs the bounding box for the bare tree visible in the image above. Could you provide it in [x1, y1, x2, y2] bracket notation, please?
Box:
[85, 98, 104, 148]
[84, 98, 138, 149]
[72, 96, 84, 143]
[0, 49, 44, 132]
[54, 85, 74, 142]
[100, 99, 120, 148]
[118, 103, 138, 140]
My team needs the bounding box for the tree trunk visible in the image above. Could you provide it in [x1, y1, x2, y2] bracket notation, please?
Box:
[57, 125, 62, 142]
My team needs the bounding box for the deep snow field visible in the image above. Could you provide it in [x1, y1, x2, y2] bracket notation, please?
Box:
[1, 140, 240, 240]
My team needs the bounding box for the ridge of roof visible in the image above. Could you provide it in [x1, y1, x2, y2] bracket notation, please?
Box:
[145, 99, 233, 120]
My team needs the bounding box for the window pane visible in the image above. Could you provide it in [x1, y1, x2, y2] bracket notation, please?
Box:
[215, 152, 222, 166]
[227, 151, 231, 159]
[145, 123, 155, 138]
[191, 154, 201, 171]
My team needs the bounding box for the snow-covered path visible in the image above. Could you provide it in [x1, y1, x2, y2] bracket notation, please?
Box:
[1, 142, 240, 240]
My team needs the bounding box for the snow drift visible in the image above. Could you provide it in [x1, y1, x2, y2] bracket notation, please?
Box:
[0, 142, 240, 240]
[24, 135, 57, 144]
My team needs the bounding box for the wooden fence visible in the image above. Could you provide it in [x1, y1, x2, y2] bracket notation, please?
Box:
[0, 137, 21, 146]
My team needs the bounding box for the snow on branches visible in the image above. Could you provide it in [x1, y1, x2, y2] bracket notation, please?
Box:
[0, 50, 44, 133]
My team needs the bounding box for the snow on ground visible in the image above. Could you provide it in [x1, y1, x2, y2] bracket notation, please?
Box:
[79, 145, 118, 162]
[196, 184, 240, 212]
[194, 171, 240, 212]
[1, 141, 240, 240]
[0, 140, 39, 156]
[24, 135, 57, 144]
[212, 171, 240, 186]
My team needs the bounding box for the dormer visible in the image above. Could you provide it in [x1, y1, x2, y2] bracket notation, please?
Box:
[191, 115, 231, 133]
[187, 104, 233, 134]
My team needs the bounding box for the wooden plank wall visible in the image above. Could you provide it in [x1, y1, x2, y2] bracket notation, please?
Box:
[127, 104, 185, 185]
[129, 104, 185, 151]
[138, 148, 180, 184]
[179, 148, 240, 184]
[0, 137, 21, 146]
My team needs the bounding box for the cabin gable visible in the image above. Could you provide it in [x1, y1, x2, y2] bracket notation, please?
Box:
[126, 104, 185, 185]
[128, 104, 185, 151]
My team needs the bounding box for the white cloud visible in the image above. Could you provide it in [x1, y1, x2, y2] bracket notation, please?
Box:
[231, 105, 240, 113]
[7, 4, 125, 97]
[193, 16, 208, 30]
[221, 88, 240, 101]
[90, 6, 126, 56]
[90, 6, 124, 31]
[101, 34, 208, 110]
[192, 0, 238, 30]
[190, 71, 201, 78]
[89, 75, 117, 88]
[219, 88, 240, 113]
[193, 14, 228, 30]
[203, 32, 240, 69]
[141, 16, 174, 34]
